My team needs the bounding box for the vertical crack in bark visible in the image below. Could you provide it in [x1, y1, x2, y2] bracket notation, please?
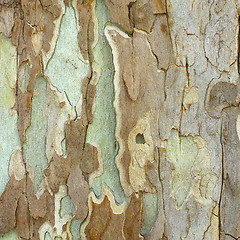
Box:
[178, 86, 185, 132]
[157, 147, 167, 238]
[24, 173, 31, 238]
[238, 14, 240, 75]
[202, 215, 213, 240]
[185, 60, 190, 87]
[162, 68, 167, 101]
[219, 116, 224, 240]
[164, 0, 173, 54]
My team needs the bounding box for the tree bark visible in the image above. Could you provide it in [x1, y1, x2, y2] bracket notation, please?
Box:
[0, 0, 239, 239]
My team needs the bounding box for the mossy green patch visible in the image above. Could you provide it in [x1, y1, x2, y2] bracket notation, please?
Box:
[0, 229, 19, 240]
[141, 193, 158, 235]
[166, 129, 217, 208]
[23, 77, 48, 193]
[45, 6, 89, 106]
[0, 34, 20, 196]
[86, 0, 127, 204]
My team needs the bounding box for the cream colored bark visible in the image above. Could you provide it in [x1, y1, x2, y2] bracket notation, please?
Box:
[0, 0, 239, 239]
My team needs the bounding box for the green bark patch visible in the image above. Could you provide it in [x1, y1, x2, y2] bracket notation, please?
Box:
[86, 0, 127, 204]
[45, 6, 90, 106]
[0, 34, 20, 196]
[166, 129, 217, 208]
[23, 77, 48, 193]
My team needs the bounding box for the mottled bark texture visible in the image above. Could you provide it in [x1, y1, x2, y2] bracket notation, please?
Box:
[0, 0, 239, 239]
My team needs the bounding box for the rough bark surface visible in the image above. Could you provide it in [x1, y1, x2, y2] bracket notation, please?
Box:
[0, 0, 239, 239]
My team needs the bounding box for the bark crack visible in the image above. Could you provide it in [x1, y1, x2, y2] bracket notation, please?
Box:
[238, 14, 240, 75]
[157, 147, 167, 238]
[225, 233, 240, 239]
[219, 116, 224, 240]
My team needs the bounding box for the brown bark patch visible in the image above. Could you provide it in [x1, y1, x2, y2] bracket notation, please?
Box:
[0, 177, 25, 234]
[104, 0, 136, 33]
[74, 0, 96, 62]
[81, 143, 99, 175]
[123, 193, 143, 240]
[85, 195, 125, 240]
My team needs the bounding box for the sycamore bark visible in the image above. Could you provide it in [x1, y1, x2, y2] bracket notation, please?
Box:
[0, 0, 239, 239]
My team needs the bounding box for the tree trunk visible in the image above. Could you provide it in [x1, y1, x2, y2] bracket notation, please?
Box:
[0, 0, 239, 239]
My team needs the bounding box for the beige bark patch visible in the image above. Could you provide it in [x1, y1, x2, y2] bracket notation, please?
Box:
[166, 129, 217, 208]
[150, 0, 166, 13]
[31, 30, 43, 55]
[209, 206, 219, 238]
[183, 86, 198, 109]
[38, 185, 72, 240]
[128, 112, 155, 193]
[46, 83, 76, 161]
[204, 0, 238, 72]
[206, 79, 238, 118]
[8, 149, 25, 181]
[0, 5, 14, 37]
[237, 115, 240, 141]
[147, 15, 174, 70]
[131, 0, 156, 33]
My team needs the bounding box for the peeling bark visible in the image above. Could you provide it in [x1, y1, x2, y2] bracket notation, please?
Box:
[0, 0, 239, 239]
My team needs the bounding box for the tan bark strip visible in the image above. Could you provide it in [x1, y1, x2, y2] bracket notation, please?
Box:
[104, 0, 166, 34]
[39, 0, 99, 232]
[123, 192, 143, 240]
[144, 147, 165, 239]
[150, 0, 166, 14]
[205, 80, 240, 238]
[220, 107, 240, 239]
[105, 25, 163, 196]
[73, 0, 96, 63]
[5, 0, 63, 142]
[16, 194, 30, 239]
[104, 0, 136, 33]
[130, 0, 156, 33]
[81, 143, 99, 175]
[147, 14, 174, 70]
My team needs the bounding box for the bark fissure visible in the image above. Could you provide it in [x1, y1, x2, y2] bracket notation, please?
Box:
[219, 117, 224, 240]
